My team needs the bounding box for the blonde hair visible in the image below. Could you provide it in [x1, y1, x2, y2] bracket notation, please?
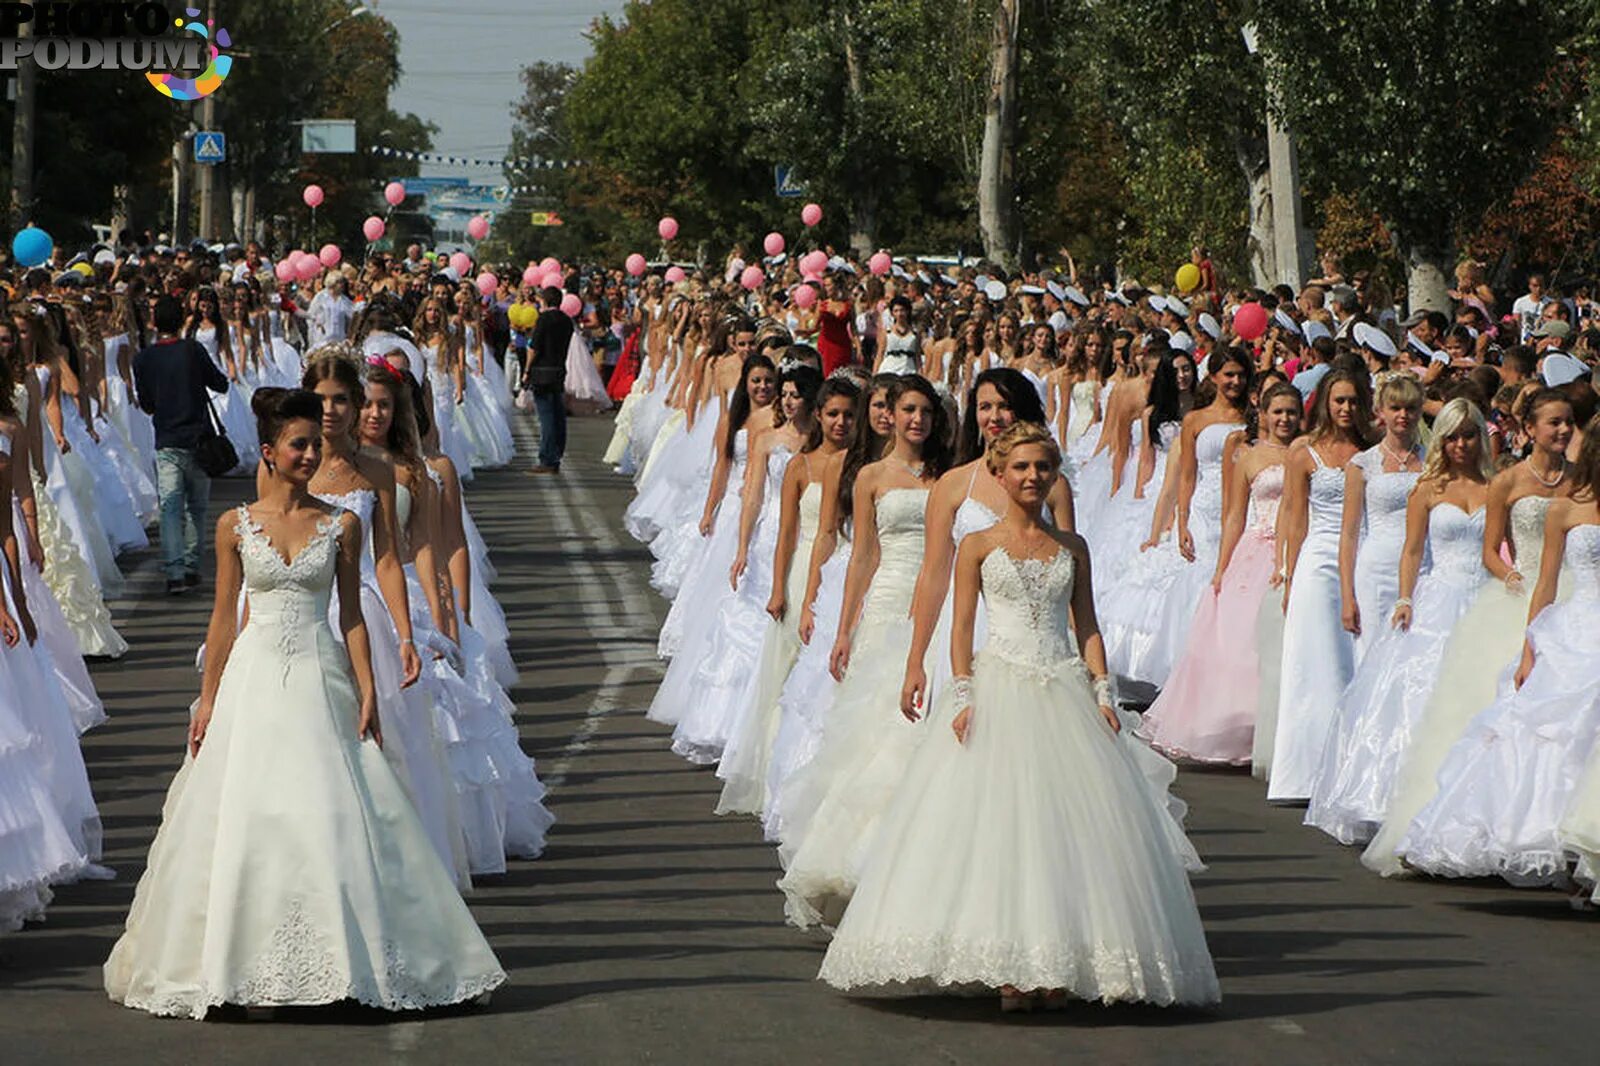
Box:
[985, 421, 1061, 474]
[1375, 371, 1424, 411]
[1420, 397, 1494, 484]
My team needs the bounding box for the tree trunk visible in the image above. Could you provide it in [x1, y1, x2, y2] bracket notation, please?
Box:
[1405, 243, 1452, 314]
[841, 10, 875, 256]
[1234, 136, 1274, 288]
[977, 0, 1020, 270]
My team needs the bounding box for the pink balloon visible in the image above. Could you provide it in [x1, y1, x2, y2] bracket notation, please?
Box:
[476, 272, 498, 297]
[868, 252, 891, 276]
[800, 202, 822, 227]
[1233, 302, 1269, 342]
[539, 256, 560, 275]
[522, 265, 541, 287]
[274, 259, 296, 283]
[657, 216, 679, 241]
[800, 250, 828, 279]
[302, 184, 325, 209]
[294, 252, 321, 282]
[362, 216, 385, 242]
[448, 251, 472, 276]
[664, 265, 686, 284]
[318, 244, 342, 268]
[763, 232, 785, 257]
[560, 292, 582, 317]
[625, 253, 647, 277]
[384, 181, 406, 207]
[467, 215, 490, 241]
[792, 283, 818, 309]
[740, 265, 766, 291]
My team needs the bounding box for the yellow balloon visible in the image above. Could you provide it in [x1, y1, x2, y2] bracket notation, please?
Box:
[71, 262, 94, 277]
[1175, 263, 1201, 293]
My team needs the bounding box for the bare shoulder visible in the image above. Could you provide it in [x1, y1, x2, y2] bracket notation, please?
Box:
[353, 445, 397, 486]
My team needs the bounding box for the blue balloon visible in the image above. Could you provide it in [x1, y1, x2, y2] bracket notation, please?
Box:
[12, 227, 52, 268]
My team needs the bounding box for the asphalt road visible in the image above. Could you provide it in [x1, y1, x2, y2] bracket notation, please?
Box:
[4, 412, 1599, 1065]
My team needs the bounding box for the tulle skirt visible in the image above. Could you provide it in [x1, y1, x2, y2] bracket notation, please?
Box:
[818, 651, 1219, 1005]
[1362, 580, 1545, 875]
[1138, 530, 1275, 765]
[762, 545, 851, 842]
[103, 622, 505, 1018]
[1305, 573, 1483, 846]
[1397, 595, 1600, 883]
[565, 335, 613, 408]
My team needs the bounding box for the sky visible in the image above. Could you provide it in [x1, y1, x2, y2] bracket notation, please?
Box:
[380, 0, 622, 182]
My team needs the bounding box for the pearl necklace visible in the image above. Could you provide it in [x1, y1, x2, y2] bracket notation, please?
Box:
[1526, 454, 1566, 488]
[1380, 437, 1420, 470]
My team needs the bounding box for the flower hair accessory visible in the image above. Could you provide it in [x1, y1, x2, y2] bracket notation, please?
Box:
[365, 354, 402, 382]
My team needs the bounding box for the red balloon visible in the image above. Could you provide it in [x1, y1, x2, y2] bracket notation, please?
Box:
[1233, 302, 1268, 341]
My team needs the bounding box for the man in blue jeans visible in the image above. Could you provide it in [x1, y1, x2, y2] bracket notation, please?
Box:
[523, 285, 574, 474]
[133, 295, 229, 594]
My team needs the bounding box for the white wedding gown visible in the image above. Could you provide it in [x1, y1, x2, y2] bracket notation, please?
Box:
[105, 506, 504, 1018]
[818, 545, 1219, 1005]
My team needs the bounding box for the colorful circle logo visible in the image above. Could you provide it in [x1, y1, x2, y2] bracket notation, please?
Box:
[147, 8, 233, 101]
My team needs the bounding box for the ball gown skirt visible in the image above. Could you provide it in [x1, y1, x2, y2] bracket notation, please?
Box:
[460, 368, 515, 468]
[651, 433, 748, 661]
[1137, 528, 1276, 765]
[817, 550, 1218, 1006]
[668, 446, 790, 764]
[104, 511, 504, 1018]
[1251, 585, 1287, 780]
[1304, 504, 1486, 846]
[564, 334, 613, 410]
[1363, 496, 1561, 875]
[627, 398, 716, 554]
[761, 543, 851, 842]
[61, 402, 148, 555]
[716, 482, 821, 815]
[1397, 530, 1600, 884]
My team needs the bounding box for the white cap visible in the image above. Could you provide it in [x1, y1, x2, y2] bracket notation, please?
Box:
[1148, 294, 1168, 314]
[1197, 312, 1220, 339]
[1273, 307, 1298, 334]
[1165, 295, 1189, 317]
[1542, 353, 1587, 387]
[1045, 281, 1066, 302]
[984, 279, 1007, 301]
[93, 249, 116, 266]
[1019, 284, 1045, 296]
[1353, 322, 1397, 358]
[1302, 319, 1331, 344]
[1168, 330, 1196, 353]
[1064, 284, 1089, 307]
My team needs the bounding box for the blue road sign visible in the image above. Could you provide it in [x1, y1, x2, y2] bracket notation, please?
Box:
[774, 164, 806, 198]
[194, 132, 226, 164]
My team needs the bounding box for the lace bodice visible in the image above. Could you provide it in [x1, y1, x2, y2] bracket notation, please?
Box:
[979, 547, 1080, 680]
[1307, 450, 1346, 537]
[312, 488, 377, 582]
[1192, 421, 1244, 526]
[1425, 503, 1487, 584]
[860, 487, 928, 624]
[1247, 463, 1286, 536]
[1565, 525, 1600, 601]
[234, 506, 346, 671]
[721, 429, 750, 503]
[1353, 446, 1420, 547]
[1508, 495, 1555, 578]
[1071, 380, 1097, 411]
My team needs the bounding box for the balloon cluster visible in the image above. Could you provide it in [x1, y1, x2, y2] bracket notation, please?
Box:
[509, 303, 539, 330]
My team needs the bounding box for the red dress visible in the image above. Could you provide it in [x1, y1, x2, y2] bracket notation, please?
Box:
[607, 329, 640, 402]
[816, 301, 853, 375]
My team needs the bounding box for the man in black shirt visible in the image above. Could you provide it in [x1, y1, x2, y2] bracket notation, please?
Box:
[523, 285, 574, 473]
[133, 295, 229, 594]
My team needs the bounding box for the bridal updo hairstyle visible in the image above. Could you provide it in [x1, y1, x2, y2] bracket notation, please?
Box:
[252, 386, 323, 445]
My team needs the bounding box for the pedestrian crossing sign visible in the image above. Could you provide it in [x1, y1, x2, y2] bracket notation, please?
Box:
[194, 132, 226, 164]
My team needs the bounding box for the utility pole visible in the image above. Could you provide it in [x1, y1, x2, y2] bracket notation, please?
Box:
[10, 20, 35, 228]
[195, 0, 219, 241]
[1243, 23, 1313, 289]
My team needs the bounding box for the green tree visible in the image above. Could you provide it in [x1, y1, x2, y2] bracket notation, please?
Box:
[1255, 0, 1593, 309]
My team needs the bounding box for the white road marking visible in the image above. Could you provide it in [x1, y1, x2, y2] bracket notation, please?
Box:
[535, 467, 659, 789]
[1266, 1018, 1305, 1036]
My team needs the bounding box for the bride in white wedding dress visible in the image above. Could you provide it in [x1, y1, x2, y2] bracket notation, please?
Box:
[105, 388, 503, 1019]
[818, 424, 1217, 1010]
